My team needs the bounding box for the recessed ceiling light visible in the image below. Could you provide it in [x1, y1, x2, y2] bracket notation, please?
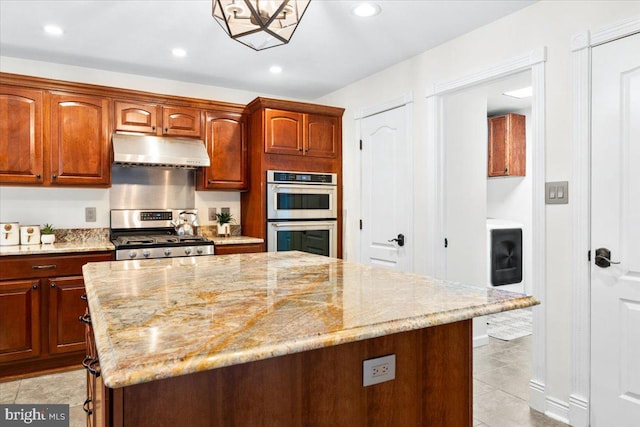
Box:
[503, 87, 533, 99]
[352, 3, 381, 17]
[269, 65, 283, 74]
[44, 25, 63, 36]
[171, 48, 187, 58]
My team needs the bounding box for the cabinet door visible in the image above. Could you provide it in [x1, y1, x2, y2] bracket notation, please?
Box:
[199, 111, 247, 190]
[0, 86, 44, 184]
[305, 114, 338, 158]
[114, 100, 159, 134]
[49, 92, 110, 186]
[265, 109, 304, 155]
[162, 106, 202, 137]
[0, 279, 40, 363]
[48, 276, 87, 354]
[215, 243, 263, 255]
[488, 115, 507, 177]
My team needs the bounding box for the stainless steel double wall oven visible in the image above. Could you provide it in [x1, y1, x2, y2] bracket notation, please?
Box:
[266, 170, 337, 258]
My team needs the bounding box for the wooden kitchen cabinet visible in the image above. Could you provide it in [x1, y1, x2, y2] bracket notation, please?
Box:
[488, 113, 526, 177]
[114, 100, 202, 137]
[197, 110, 247, 190]
[0, 279, 41, 364]
[0, 251, 113, 379]
[265, 109, 339, 158]
[49, 92, 111, 186]
[0, 85, 44, 184]
[48, 276, 88, 355]
[215, 243, 263, 255]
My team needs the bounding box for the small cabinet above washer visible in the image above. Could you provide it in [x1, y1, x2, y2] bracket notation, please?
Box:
[487, 113, 526, 177]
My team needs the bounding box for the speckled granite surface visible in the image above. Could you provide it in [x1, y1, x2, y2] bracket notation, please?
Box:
[211, 235, 263, 245]
[83, 251, 539, 389]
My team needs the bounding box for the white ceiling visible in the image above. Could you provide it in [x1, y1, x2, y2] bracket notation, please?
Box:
[0, 0, 536, 100]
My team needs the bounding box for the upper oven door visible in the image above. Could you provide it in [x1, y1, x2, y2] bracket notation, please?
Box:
[267, 183, 337, 220]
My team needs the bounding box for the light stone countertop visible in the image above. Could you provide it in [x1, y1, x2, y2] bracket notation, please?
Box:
[0, 241, 115, 256]
[210, 236, 263, 245]
[83, 251, 539, 389]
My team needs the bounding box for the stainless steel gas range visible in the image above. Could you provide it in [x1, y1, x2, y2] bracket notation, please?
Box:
[110, 209, 214, 260]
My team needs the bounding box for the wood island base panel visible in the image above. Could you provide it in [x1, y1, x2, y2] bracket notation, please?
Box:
[82, 251, 539, 426]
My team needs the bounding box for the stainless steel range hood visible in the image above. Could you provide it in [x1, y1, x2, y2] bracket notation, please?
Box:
[112, 134, 210, 168]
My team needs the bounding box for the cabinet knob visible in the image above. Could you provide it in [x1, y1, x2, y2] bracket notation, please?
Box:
[208, 180, 214, 184]
[305, 148, 309, 153]
[32, 284, 38, 290]
[504, 168, 508, 173]
[51, 282, 56, 288]
[52, 174, 58, 179]
[298, 148, 303, 152]
[152, 126, 156, 131]
[165, 127, 168, 132]
[36, 174, 41, 179]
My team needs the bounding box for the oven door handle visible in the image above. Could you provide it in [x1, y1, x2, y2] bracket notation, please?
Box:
[270, 221, 336, 228]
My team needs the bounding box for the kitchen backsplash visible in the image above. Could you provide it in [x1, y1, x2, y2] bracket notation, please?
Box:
[55, 228, 110, 243]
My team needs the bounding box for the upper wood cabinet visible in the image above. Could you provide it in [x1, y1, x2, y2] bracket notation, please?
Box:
[197, 111, 247, 191]
[488, 113, 526, 177]
[264, 109, 338, 158]
[0, 86, 44, 184]
[114, 100, 202, 137]
[49, 92, 111, 186]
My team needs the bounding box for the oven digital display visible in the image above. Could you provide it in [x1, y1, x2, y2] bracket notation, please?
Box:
[273, 172, 333, 183]
[140, 211, 173, 221]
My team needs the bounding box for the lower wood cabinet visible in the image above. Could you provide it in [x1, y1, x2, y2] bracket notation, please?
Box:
[0, 251, 113, 379]
[214, 243, 264, 255]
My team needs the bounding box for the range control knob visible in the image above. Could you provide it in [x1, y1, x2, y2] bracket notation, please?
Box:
[128, 251, 137, 259]
[196, 247, 204, 255]
[163, 248, 172, 256]
[184, 247, 192, 255]
[142, 250, 150, 258]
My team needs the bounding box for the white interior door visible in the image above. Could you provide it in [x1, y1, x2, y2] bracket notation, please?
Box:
[591, 32, 640, 427]
[360, 105, 413, 271]
[443, 89, 489, 345]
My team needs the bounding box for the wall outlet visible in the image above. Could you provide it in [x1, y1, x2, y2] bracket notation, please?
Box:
[85, 207, 96, 222]
[208, 207, 217, 222]
[363, 354, 396, 387]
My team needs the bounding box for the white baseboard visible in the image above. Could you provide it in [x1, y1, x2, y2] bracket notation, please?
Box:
[545, 396, 570, 424]
[569, 394, 589, 427]
[529, 379, 546, 413]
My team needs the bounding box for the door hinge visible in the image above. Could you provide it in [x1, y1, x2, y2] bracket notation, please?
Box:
[359, 219, 363, 230]
[359, 139, 363, 150]
[444, 238, 448, 248]
[587, 250, 591, 261]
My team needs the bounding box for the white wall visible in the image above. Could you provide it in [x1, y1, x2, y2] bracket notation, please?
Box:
[316, 0, 640, 416]
[0, 57, 272, 229]
[487, 108, 533, 295]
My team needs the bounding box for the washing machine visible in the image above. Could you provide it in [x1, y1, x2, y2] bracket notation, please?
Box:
[486, 219, 524, 294]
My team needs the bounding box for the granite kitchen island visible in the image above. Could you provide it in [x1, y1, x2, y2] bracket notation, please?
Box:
[82, 251, 538, 426]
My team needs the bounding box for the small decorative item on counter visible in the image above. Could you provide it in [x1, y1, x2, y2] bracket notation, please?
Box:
[40, 223, 56, 244]
[0, 222, 20, 246]
[20, 225, 41, 245]
[215, 212, 234, 237]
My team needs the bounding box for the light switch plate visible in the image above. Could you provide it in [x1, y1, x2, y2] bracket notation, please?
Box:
[546, 181, 569, 204]
[85, 207, 97, 222]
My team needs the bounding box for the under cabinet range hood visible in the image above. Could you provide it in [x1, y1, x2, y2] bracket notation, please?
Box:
[112, 134, 210, 168]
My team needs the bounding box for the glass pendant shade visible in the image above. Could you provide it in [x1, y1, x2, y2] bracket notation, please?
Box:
[213, 0, 311, 51]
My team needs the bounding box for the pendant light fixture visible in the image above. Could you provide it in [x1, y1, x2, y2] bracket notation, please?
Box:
[212, 0, 311, 51]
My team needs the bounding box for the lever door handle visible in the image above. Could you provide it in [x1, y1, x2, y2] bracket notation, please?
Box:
[388, 233, 405, 247]
[594, 247, 621, 268]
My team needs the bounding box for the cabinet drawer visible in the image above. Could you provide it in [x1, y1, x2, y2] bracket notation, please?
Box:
[0, 252, 113, 280]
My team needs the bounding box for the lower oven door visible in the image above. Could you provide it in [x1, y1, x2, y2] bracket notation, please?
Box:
[267, 220, 337, 258]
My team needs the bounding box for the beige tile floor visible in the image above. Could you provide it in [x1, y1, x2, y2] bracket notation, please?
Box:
[1, 335, 567, 427]
[473, 335, 568, 427]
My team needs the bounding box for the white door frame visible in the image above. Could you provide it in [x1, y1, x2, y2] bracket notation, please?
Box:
[425, 47, 547, 413]
[570, 15, 640, 427]
[355, 93, 414, 268]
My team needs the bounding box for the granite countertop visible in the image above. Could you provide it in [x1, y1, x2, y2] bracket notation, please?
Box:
[83, 251, 539, 389]
[0, 241, 115, 256]
[211, 236, 263, 245]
